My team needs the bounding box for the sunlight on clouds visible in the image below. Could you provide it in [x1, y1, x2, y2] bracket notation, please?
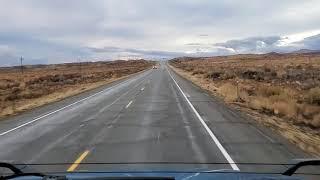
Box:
[278, 29, 320, 46]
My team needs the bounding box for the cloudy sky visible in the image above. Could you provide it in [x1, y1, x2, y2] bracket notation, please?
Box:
[1, 0, 320, 66]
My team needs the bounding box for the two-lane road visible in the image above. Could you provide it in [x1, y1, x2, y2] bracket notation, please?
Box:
[0, 62, 309, 174]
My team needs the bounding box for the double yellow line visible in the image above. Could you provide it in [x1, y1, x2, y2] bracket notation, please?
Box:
[67, 150, 90, 172]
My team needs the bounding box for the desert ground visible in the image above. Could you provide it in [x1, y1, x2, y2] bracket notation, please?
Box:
[0, 60, 154, 119]
[169, 52, 320, 156]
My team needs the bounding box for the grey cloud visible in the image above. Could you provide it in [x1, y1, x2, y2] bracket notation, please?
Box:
[190, 47, 235, 56]
[88, 47, 185, 58]
[299, 34, 320, 49]
[88, 45, 237, 59]
[214, 36, 282, 53]
[212, 34, 320, 54]
[0, 53, 49, 67]
[1, 0, 320, 65]
[0, 54, 20, 67]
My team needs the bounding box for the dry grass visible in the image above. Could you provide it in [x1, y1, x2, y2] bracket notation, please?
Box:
[0, 60, 154, 119]
[217, 83, 238, 102]
[305, 87, 320, 105]
[169, 52, 320, 156]
[170, 53, 320, 128]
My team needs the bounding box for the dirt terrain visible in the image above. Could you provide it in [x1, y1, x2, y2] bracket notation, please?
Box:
[0, 60, 154, 119]
[169, 52, 320, 156]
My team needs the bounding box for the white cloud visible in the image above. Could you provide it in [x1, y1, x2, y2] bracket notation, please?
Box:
[278, 29, 320, 46]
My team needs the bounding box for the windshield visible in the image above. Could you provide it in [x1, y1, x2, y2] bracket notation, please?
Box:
[0, 1, 319, 179]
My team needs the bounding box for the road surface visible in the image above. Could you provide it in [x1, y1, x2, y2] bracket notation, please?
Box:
[0, 62, 310, 174]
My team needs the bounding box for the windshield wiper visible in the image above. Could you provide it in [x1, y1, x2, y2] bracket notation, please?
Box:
[0, 162, 66, 179]
[282, 159, 320, 176]
[2, 172, 67, 180]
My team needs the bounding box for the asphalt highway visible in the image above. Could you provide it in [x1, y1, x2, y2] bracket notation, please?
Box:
[0, 62, 310, 175]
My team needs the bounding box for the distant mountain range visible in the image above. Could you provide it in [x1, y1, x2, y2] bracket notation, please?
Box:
[291, 49, 320, 54]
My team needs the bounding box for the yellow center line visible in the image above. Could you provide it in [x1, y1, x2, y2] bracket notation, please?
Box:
[67, 150, 90, 172]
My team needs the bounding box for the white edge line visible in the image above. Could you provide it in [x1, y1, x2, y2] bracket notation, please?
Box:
[0, 71, 149, 136]
[166, 67, 240, 171]
[125, 100, 133, 109]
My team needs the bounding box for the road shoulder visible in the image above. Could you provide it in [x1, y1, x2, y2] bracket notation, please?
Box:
[168, 64, 318, 158]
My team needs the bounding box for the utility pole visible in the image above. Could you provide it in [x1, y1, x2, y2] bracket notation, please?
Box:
[78, 58, 83, 82]
[20, 56, 24, 74]
[78, 58, 82, 74]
